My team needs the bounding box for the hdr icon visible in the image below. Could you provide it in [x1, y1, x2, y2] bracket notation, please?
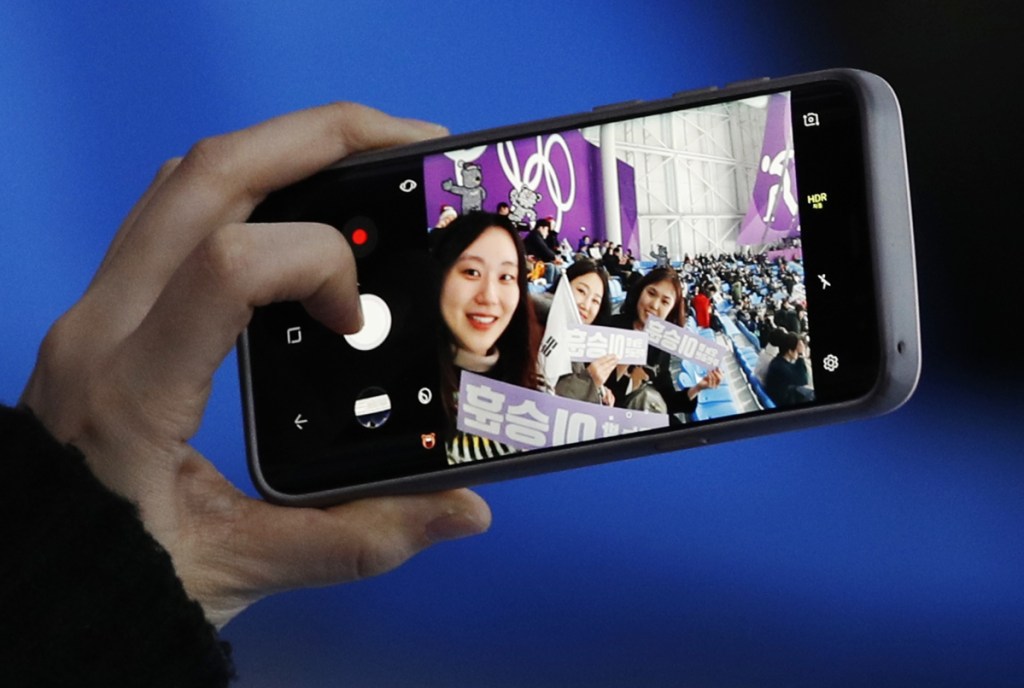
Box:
[807, 192, 828, 210]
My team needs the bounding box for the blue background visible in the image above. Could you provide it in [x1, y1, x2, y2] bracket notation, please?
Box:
[2, 2, 1021, 686]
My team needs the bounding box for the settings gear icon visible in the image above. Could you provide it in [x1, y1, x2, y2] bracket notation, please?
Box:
[823, 354, 840, 372]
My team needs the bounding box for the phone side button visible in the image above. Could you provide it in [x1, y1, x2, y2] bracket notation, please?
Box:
[654, 436, 709, 453]
[671, 85, 719, 98]
[723, 76, 771, 90]
[592, 99, 644, 112]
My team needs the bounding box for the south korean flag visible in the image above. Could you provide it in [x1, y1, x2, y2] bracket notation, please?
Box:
[537, 275, 581, 391]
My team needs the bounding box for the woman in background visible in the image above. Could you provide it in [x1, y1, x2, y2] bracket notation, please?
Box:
[606, 267, 722, 418]
[550, 259, 619, 406]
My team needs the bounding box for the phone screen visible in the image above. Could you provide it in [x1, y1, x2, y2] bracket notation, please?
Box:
[244, 80, 880, 497]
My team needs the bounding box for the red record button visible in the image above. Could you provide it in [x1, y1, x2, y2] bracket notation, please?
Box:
[341, 216, 378, 258]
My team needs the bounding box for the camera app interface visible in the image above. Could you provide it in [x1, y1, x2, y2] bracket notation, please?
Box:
[244, 85, 877, 495]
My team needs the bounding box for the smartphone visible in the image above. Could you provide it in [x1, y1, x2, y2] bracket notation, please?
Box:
[239, 69, 919, 506]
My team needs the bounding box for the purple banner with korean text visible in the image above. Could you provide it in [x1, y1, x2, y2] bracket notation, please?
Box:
[644, 317, 729, 370]
[565, 324, 648, 365]
[457, 372, 668, 452]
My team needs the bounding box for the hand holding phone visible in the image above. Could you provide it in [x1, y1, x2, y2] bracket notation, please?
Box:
[19, 103, 491, 629]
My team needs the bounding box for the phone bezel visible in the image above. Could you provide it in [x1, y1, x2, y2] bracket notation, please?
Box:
[238, 68, 919, 506]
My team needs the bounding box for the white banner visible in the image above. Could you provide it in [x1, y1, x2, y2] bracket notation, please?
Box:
[644, 316, 729, 369]
[564, 324, 648, 365]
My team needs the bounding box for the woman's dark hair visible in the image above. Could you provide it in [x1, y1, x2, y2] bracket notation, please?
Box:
[766, 327, 788, 348]
[777, 330, 801, 355]
[429, 211, 540, 419]
[562, 258, 612, 325]
[620, 266, 686, 326]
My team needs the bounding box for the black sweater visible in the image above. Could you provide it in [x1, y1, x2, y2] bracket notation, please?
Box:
[0, 405, 235, 687]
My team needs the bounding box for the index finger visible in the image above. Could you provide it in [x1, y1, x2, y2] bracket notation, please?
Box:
[89, 103, 447, 333]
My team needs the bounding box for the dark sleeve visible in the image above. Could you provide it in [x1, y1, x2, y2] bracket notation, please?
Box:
[765, 356, 806, 405]
[0, 405, 235, 687]
[649, 350, 698, 415]
[764, 357, 783, 403]
[524, 232, 557, 262]
[605, 369, 630, 406]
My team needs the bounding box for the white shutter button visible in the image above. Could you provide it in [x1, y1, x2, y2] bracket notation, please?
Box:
[343, 294, 392, 351]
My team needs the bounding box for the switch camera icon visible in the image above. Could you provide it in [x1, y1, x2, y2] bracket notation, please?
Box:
[802, 112, 821, 127]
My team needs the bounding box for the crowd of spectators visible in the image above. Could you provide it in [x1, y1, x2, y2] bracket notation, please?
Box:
[671, 240, 813, 406]
[435, 203, 812, 408]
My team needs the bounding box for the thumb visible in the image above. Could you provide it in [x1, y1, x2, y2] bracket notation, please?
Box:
[237, 489, 492, 592]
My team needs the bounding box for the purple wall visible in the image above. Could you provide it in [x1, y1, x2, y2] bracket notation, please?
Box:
[424, 129, 637, 252]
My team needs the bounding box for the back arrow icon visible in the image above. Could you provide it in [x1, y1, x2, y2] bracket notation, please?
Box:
[294, 413, 308, 430]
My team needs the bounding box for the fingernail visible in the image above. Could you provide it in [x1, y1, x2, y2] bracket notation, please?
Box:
[403, 118, 449, 138]
[425, 510, 488, 543]
[354, 298, 365, 332]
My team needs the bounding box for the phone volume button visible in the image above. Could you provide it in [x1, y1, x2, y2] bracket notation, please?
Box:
[592, 99, 645, 113]
[722, 76, 771, 90]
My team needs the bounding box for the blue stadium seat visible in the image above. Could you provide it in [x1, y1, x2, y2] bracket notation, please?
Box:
[681, 358, 707, 379]
[735, 320, 761, 350]
[693, 400, 738, 421]
[698, 385, 733, 404]
[607, 276, 625, 307]
[527, 282, 547, 294]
